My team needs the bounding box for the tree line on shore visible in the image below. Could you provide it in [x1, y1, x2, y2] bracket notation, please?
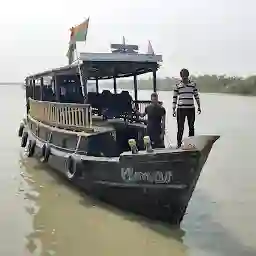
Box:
[20, 74, 256, 96]
[115, 75, 256, 96]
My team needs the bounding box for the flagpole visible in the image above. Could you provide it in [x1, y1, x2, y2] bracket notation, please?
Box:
[69, 17, 90, 99]
[75, 45, 84, 86]
[80, 17, 90, 99]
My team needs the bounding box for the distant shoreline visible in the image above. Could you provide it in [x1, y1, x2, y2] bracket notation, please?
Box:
[106, 75, 256, 96]
[0, 83, 22, 85]
[14, 73, 256, 96]
[100, 86, 256, 97]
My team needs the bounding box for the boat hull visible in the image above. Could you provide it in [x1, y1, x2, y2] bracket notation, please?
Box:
[21, 122, 219, 225]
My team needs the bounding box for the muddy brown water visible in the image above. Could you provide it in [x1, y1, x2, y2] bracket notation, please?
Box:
[1, 85, 256, 255]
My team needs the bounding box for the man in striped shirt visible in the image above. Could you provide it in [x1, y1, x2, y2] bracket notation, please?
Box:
[172, 68, 201, 148]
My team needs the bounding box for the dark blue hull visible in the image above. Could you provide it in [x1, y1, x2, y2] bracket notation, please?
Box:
[20, 117, 219, 225]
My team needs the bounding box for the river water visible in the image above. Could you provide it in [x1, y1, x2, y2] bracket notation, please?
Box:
[1, 85, 256, 256]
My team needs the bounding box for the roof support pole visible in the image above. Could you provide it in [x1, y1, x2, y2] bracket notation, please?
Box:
[80, 63, 89, 102]
[28, 79, 32, 99]
[83, 79, 88, 103]
[153, 69, 157, 92]
[133, 74, 138, 109]
[95, 77, 99, 93]
[32, 79, 36, 99]
[40, 77, 44, 100]
[113, 76, 117, 94]
[54, 75, 60, 102]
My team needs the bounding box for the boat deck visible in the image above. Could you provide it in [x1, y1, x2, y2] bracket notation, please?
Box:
[28, 113, 146, 138]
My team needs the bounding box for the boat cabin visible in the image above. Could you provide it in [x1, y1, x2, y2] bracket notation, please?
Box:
[24, 42, 163, 157]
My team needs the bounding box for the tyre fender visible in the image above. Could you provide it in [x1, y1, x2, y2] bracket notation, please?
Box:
[41, 143, 51, 163]
[18, 122, 24, 137]
[21, 131, 28, 148]
[66, 154, 82, 180]
[27, 140, 36, 157]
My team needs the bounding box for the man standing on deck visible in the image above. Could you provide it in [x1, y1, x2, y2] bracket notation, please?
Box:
[172, 68, 201, 148]
[137, 92, 166, 148]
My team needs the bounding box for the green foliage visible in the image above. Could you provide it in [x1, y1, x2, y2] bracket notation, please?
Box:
[117, 75, 256, 95]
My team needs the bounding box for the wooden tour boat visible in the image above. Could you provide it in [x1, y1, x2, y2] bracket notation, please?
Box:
[18, 41, 219, 224]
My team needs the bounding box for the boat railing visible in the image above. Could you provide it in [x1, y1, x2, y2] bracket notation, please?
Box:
[133, 100, 163, 121]
[134, 100, 151, 115]
[28, 98, 92, 131]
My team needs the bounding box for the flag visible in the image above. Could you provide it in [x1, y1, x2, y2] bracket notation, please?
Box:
[66, 27, 76, 64]
[147, 40, 155, 55]
[66, 43, 76, 65]
[71, 17, 90, 43]
[66, 18, 90, 64]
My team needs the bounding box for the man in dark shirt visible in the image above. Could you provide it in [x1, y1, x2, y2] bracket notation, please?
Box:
[138, 92, 166, 148]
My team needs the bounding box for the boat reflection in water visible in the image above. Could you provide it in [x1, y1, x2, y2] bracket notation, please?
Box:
[19, 154, 188, 256]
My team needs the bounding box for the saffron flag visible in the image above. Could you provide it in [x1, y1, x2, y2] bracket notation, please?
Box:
[71, 17, 90, 43]
[66, 18, 90, 64]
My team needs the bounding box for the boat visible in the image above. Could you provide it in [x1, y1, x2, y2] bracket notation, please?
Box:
[18, 40, 219, 225]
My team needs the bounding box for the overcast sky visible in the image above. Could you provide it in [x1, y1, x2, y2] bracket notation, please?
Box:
[0, 0, 255, 81]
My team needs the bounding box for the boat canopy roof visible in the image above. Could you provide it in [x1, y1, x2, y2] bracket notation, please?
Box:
[26, 51, 162, 80]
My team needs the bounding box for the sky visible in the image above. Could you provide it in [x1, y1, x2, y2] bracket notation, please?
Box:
[0, 0, 255, 81]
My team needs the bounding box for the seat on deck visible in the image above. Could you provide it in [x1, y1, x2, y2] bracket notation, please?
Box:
[101, 90, 112, 107]
[110, 94, 121, 117]
[108, 91, 133, 118]
[97, 90, 133, 119]
[87, 90, 134, 119]
[42, 87, 54, 101]
[66, 86, 84, 103]
[87, 92, 102, 114]
[101, 90, 114, 118]
[119, 91, 133, 115]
